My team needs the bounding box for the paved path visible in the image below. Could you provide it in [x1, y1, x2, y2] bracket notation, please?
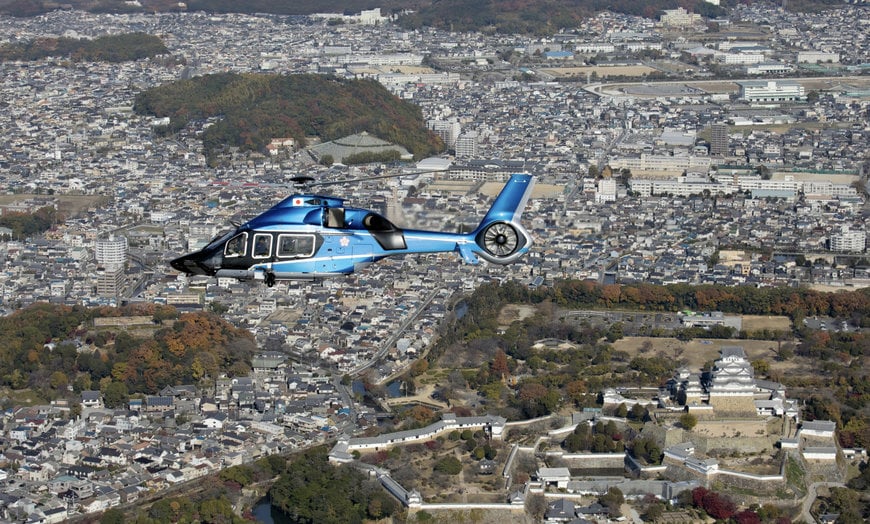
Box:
[798, 481, 845, 524]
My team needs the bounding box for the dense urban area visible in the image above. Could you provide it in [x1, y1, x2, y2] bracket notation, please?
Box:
[0, 1, 868, 523]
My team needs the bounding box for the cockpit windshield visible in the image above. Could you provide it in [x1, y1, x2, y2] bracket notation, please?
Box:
[204, 229, 236, 251]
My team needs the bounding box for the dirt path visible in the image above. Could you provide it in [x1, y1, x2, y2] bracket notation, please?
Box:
[384, 382, 449, 409]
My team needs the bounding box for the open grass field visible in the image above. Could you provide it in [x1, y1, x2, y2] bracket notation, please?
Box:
[479, 181, 563, 199]
[741, 315, 792, 332]
[0, 194, 108, 216]
[497, 304, 537, 328]
[542, 65, 658, 78]
[611, 336, 808, 375]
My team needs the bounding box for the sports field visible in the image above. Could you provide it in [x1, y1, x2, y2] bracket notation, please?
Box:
[541, 64, 658, 78]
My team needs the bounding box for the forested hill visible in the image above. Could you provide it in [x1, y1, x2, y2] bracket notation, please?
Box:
[0, 302, 255, 405]
[133, 72, 444, 162]
[0, 32, 168, 62]
[2, 0, 846, 28]
[395, 0, 725, 33]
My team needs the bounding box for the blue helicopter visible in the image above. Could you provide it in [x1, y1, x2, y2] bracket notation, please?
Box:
[170, 173, 534, 286]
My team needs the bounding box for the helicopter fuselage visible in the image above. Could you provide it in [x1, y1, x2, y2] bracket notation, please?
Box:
[170, 174, 535, 286]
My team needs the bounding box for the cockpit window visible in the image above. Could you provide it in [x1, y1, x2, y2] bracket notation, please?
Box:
[224, 233, 247, 257]
[277, 234, 315, 258]
[205, 229, 235, 251]
[253, 234, 272, 258]
[362, 213, 396, 232]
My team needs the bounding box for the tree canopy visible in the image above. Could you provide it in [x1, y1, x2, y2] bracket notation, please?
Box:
[0, 302, 254, 399]
[134, 73, 444, 162]
[269, 447, 397, 523]
[0, 32, 168, 62]
[0, 206, 57, 239]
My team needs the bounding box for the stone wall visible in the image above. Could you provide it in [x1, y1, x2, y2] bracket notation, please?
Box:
[691, 418, 769, 439]
[694, 434, 779, 455]
[640, 423, 686, 449]
[709, 395, 756, 415]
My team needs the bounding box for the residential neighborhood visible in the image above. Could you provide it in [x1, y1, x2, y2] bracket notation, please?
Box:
[0, 2, 867, 522]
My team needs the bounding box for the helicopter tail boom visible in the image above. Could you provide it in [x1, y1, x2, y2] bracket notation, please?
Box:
[468, 173, 534, 265]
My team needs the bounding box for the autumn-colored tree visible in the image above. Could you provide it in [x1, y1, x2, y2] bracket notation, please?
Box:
[701, 490, 736, 520]
[734, 510, 762, 524]
[599, 284, 621, 306]
[691, 487, 709, 508]
[49, 371, 68, 391]
[491, 348, 509, 379]
[410, 358, 429, 377]
[840, 416, 870, 449]
[564, 379, 587, 406]
[408, 405, 435, 424]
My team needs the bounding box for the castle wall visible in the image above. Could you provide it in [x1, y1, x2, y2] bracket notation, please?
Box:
[709, 395, 756, 415]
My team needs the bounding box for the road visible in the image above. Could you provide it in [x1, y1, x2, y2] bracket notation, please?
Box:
[349, 286, 441, 377]
[561, 128, 627, 213]
[798, 481, 845, 524]
[583, 75, 870, 97]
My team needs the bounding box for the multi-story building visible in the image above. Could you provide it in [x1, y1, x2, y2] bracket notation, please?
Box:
[710, 123, 728, 156]
[609, 153, 711, 175]
[96, 266, 125, 298]
[796, 51, 840, 63]
[455, 131, 479, 158]
[596, 178, 617, 203]
[829, 227, 866, 253]
[427, 119, 461, 148]
[737, 81, 805, 103]
[746, 62, 793, 75]
[95, 235, 128, 269]
[659, 8, 702, 27]
[718, 53, 765, 65]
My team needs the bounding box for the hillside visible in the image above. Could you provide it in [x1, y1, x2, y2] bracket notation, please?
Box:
[3, 0, 847, 30]
[0, 303, 255, 404]
[0, 32, 168, 62]
[396, 0, 725, 34]
[133, 72, 444, 162]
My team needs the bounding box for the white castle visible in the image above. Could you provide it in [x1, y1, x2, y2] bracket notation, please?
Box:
[672, 346, 798, 418]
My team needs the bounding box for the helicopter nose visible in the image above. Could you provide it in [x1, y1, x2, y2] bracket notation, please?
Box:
[170, 253, 213, 276]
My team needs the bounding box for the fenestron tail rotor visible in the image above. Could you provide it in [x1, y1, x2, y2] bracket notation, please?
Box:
[482, 222, 519, 257]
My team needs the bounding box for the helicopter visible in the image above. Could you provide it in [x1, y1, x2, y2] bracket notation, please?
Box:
[170, 172, 534, 287]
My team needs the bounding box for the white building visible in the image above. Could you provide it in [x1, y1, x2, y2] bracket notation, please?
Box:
[660, 8, 702, 27]
[595, 178, 617, 203]
[609, 153, 711, 174]
[829, 227, 866, 253]
[455, 131, 479, 158]
[796, 51, 840, 63]
[746, 62, 793, 75]
[705, 346, 759, 414]
[719, 53, 765, 65]
[738, 81, 805, 103]
[95, 235, 128, 268]
[358, 8, 387, 25]
[628, 177, 736, 197]
[575, 43, 616, 54]
[427, 119, 461, 148]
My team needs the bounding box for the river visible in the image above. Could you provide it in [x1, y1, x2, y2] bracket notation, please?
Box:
[251, 498, 291, 524]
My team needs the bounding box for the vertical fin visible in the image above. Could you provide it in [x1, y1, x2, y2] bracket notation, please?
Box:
[475, 173, 535, 232]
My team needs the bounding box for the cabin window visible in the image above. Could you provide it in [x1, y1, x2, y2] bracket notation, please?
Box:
[224, 233, 247, 257]
[363, 213, 395, 232]
[277, 234, 315, 258]
[326, 207, 345, 228]
[253, 234, 272, 258]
